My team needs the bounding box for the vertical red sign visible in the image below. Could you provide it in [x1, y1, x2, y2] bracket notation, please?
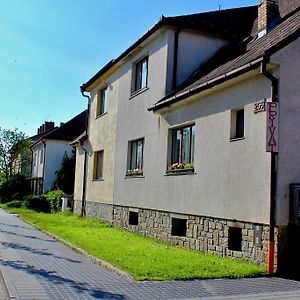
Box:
[266, 102, 279, 152]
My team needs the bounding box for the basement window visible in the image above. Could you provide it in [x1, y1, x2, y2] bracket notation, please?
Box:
[171, 218, 187, 237]
[129, 211, 138, 225]
[228, 227, 242, 251]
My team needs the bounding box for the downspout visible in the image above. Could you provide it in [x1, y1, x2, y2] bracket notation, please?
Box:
[42, 140, 46, 194]
[80, 89, 90, 217]
[172, 28, 181, 91]
[260, 58, 279, 274]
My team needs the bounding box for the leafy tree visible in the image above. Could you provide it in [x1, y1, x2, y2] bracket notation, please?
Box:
[0, 127, 31, 178]
[52, 150, 76, 194]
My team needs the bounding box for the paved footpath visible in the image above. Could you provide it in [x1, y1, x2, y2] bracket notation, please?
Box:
[1, 209, 300, 300]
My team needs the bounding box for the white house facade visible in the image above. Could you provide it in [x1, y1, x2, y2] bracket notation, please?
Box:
[74, 0, 300, 274]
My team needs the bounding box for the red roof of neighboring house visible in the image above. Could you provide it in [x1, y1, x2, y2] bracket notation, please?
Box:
[31, 110, 87, 147]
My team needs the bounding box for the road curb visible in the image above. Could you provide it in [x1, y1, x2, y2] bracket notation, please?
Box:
[14, 214, 135, 283]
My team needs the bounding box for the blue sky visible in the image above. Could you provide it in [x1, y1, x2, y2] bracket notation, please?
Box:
[0, 0, 257, 137]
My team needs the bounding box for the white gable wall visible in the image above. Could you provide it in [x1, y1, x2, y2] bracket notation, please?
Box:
[43, 140, 72, 192]
[176, 30, 228, 87]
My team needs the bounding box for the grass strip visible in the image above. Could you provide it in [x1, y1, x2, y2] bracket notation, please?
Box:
[2, 206, 266, 281]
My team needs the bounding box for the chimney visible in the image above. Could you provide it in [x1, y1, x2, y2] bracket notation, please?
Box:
[258, 0, 279, 35]
[37, 128, 40, 135]
[45, 121, 55, 131]
[39, 125, 43, 133]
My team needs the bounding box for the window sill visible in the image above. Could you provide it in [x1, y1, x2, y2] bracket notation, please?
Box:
[125, 174, 144, 179]
[129, 87, 149, 99]
[95, 112, 107, 119]
[92, 178, 104, 181]
[230, 137, 245, 142]
[165, 169, 195, 176]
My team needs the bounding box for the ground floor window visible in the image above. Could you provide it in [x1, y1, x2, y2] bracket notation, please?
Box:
[93, 150, 104, 180]
[168, 124, 195, 172]
[127, 138, 144, 175]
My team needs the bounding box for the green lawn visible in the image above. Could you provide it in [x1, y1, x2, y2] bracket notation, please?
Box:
[1, 206, 266, 280]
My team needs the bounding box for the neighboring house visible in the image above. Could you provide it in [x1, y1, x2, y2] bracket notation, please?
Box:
[74, 0, 300, 274]
[31, 111, 86, 194]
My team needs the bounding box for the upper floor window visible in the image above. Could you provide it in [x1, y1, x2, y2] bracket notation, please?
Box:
[168, 124, 195, 172]
[230, 108, 244, 140]
[96, 87, 107, 117]
[40, 149, 44, 164]
[33, 153, 37, 167]
[133, 56, 148, 93]
[127, 138, 144, 176]
[93, 150, 104, 180]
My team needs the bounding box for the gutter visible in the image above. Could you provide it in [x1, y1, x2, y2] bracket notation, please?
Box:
[260, 58, 279, 274]
[148, 56, 265, 111]
[80, 90, 91, 218]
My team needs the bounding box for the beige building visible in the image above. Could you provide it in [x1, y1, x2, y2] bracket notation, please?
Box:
[74, 0, 300, 275]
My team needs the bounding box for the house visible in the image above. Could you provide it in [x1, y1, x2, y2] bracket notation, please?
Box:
[31, 110, 86, 194]
[74, 0, 300, 274]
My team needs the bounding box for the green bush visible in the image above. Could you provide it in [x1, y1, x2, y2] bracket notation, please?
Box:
[22, 195, 51, 213]
[0, 174, 30, 203]
[5, 200, 23, 208]
[45, 190, 63, 212]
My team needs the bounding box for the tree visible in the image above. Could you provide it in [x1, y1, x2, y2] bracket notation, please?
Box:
[52, 150, 76, 194]
[0, 127, 31, 178]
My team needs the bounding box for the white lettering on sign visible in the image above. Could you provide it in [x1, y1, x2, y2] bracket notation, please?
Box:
[266, 102, 279, 152]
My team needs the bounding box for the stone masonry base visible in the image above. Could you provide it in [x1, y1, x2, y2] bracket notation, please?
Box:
[74, 201, 277, 266]
[73, 200, 113, 223]
[113, 205, 272, 265]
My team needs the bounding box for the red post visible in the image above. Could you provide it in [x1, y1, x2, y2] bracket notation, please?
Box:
[268, 240, 275, 274]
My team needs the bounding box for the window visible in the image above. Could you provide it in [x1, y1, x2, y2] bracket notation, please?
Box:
[133, 56, 148, 93]
[171, 218, 187, 237]
[96, 87, 107, 117]
[93, 151, 104, 180]
[170, 124, 195, 170]
[33, 153, 37, 167]
[228, 227, 242, 251]
[129, 211, 138, 225]
[40, 149, 44, 164]
[230, 108, 244, 140]
[127, 138, 144, 175]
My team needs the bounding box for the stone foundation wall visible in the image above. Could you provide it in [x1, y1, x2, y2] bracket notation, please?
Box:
[113, 205, 271, 265]
[73, 199, 113, 223]
[73, 199, 81, 215]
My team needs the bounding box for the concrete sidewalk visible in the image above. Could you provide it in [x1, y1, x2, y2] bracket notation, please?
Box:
[1, 208, 300, 299]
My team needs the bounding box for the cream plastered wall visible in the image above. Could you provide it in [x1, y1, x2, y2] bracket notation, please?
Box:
[114, 71, 272, 224]
[84, 71, 120, 205]
[272, 38, 300, 226]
